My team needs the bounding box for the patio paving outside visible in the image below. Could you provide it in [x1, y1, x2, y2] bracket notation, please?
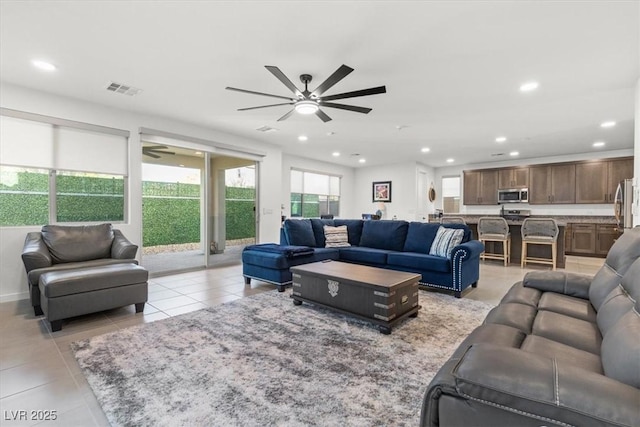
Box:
[142, 239, 254, 276]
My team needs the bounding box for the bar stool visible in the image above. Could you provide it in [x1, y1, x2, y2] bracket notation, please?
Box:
[441, 217, 466, 224]
[521, 218, 559, 270]
[477, 217, 511, 266]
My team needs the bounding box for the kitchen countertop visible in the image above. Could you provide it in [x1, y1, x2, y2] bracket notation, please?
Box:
[430, 215, 617, 226]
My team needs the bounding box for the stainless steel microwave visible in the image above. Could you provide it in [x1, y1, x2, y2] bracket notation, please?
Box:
[498, 188, 528, 204]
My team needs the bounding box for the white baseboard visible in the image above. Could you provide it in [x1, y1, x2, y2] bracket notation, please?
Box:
[0, 291, 29, 303]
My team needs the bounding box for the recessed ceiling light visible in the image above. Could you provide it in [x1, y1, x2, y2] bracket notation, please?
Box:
[179, 164, 185, 167]
[509, 151, 519, 156]
[519, 81, 539, 92]
[446, 158, 454, 163]
[600, 121, 616, 128]
[195, 151, 202, 155]
[495, 137, 507, 143]
[358, 158, 366, 164]
[593, 141, 606, 148]
[32, 59, 56, 72]
[421, 147, 430, 153]
[298, 135, 308, 142]
[332, 152, 340, 157]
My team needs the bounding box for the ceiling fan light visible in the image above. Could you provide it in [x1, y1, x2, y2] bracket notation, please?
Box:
[295, 100, 319, 115]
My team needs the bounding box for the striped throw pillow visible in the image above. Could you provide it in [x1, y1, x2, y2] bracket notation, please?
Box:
[324, 225, 351, 248]
[429, 226, 464, 258]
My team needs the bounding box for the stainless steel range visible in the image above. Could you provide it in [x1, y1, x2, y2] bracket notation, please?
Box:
[501, 208, 531, 221]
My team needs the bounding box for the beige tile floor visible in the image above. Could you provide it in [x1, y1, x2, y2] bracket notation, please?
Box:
[0, 256, 604, 426]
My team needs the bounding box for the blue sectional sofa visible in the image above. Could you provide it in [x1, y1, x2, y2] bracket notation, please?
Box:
[242, 218, 484, 298]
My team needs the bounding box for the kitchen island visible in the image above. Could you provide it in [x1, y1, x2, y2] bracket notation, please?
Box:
[431, 214, 617, 269]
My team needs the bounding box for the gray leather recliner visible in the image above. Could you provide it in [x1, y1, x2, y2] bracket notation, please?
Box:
[21, 223, 139, 315]
[421, 227, 640, 427]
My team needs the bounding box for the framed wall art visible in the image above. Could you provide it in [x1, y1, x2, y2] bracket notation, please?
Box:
[372, 181, 392, 203]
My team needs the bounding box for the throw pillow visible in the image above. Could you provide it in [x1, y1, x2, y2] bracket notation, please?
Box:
[429, 226, 464, 258]
[324, 225, 351, 248]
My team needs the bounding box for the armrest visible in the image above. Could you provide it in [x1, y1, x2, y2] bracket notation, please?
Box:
[21, 232, 52, 273]
[523, 271, 592, 299]
[452, 240, 484, 261]
[111, 229, 138, 259]
[451, 344, 640, 426]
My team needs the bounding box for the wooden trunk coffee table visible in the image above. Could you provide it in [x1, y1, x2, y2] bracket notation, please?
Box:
[290, 260, 421, 334]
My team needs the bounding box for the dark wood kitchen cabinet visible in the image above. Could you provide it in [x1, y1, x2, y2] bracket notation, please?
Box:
[566, 223, 620, 257]
[529, 164, 575, 204]
[596, 224, 622, 255]
[575, 158, 634, 204]
[570, 223, 596, 254]
[606, 158, 634, 203]
[498, 167, 529, 189]
[463, 170, 498, 205]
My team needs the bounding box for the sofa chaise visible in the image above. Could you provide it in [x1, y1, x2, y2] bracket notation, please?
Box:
[242, 218, 484, 297]
[421, 226, 640, 426]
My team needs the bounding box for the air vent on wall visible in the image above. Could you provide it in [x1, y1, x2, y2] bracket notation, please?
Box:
[106, 81, 142, 96]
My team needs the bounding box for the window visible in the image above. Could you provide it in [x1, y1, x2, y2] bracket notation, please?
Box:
[0, 166, 49, 226]
[442, 176, 461, 213]
[290, 169, 340, 218]
[0, 112, 129, 226]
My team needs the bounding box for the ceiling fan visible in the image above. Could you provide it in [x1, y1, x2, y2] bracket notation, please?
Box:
[142, 145, 175, 159]
[226, 65, 386, 122]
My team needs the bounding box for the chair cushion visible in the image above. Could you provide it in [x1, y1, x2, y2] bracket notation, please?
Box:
[310, 218, 335, 247]
[282, 219, 317, 247]
[403, 222, 441, 254]
[334, 219, 364, 246]
[359, 220, 408, 251]
[324, 225, 350, 248]
[39, 264, 147, 298]
[387, 252, 451, 273]
[429, 226, 464, 258]
[41, 224, 114, 264]
[337, 246, 389, 265]
[601, 309, 640, 388]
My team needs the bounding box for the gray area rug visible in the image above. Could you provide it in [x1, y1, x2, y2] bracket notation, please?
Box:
[72, 290, 494, 427]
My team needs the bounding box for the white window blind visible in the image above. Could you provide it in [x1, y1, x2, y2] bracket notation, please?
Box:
[1, 115, 128, 175]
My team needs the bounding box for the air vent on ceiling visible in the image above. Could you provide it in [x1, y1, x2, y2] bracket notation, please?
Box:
[491, 153, 505, 157]
[106, 81, 142, 96]
[256, 125, 278, 133]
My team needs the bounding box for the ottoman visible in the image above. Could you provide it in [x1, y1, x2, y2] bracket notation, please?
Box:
[242, 244, 339, 292]
[39, 263, 148, 331]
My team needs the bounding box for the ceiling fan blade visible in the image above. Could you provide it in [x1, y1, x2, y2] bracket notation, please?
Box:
[226, 86, 294, 101]
[265, 66, 301, 96]
[315, 109, 332, 122]
[320, 86, 387, 102]
[320, 102, 372, 114]
[143, 145, 168, 150]
[238, 102, 294, 111]
[143, 152, 161, 159]
[277, 108, 296, 121]
[311, 65, 354, 97]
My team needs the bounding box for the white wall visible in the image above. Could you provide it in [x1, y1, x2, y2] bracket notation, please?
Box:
[281, 154, 356, 219]
[0, 83, 284, 302]
[353, 161, 436, 221]
[434, 149, 635, 217]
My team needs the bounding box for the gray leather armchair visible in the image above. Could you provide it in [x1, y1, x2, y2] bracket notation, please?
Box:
[21, 223, 139, 315]
[421, 227, 640, 427]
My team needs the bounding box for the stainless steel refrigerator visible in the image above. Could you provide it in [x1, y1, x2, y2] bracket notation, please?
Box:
[614, 179, 633, 231]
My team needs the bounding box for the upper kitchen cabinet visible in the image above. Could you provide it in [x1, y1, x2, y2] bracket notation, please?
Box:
[575, 158, 634, 204]
[529, 163, 575, 204]
[463, 169, 498, 205]
[606, 157, 634, 202]
[498, 167, 529, 189]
